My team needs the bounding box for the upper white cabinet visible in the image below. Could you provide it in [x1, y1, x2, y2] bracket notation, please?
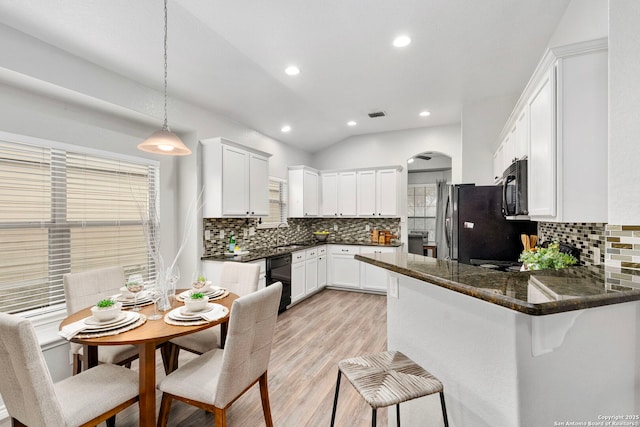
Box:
[321, 171, 357, 216]
[358, 168, 401, 216]
[289, 166, 319, 217]
[494, 38, 608, 223]
[201, 138, 271, 218]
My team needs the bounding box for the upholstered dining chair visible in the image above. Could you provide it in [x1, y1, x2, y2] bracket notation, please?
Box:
[167, 262, 261, 371]
[0, 312, 139, 427]
[63, 266, 139, 374]
[157, 281, 282, 427]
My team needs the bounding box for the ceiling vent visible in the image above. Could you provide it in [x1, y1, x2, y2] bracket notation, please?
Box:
[368, 111, 386, 118]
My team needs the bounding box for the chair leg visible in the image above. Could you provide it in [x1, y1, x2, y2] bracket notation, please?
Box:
[214, 407, 227, 427]
[72, 354, 82, 375]
[11, 418, 27, 427]
[259, 372, 274, 427]
[157, 393, 173, 427]
[440, 392, 449, 427]
[106, 415, 116, 427]
[396, 403, 401, 426]
[160, 343, 175, 374]
[124, 361, 132, 369]
[371, 408, 377, 427]
[330, 370, 342, 427]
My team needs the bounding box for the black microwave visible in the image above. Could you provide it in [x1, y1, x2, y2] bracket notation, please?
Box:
[502, 159, 528, 217]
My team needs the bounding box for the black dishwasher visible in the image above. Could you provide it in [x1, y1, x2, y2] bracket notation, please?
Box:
[266, 253, 292, 313]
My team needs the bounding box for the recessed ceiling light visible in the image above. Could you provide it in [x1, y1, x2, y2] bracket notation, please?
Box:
[347, 121, 357, 126]
[419, 111, 431, 117]
[285, 66, 300, 76]
[281, 125, 291, 133]
[407, 158, 415, 164]
[393, 35, 411, 48]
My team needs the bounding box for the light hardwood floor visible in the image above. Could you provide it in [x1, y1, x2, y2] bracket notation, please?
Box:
[5, 289, 387, 427]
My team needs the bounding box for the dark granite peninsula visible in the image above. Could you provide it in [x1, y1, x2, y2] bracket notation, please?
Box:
[355, 252, 640, 427]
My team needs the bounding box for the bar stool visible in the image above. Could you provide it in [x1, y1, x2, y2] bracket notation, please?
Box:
[330, 350, 449, 427]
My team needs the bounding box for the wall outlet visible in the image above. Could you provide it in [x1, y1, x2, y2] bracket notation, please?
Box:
[243, 228, 249, 239]
[389, 276, 399, 299]
[333, 224, 338, 231]
[365, 224, 370, 231]
[204, 230, 211, 240]
[219, 230, 225, 240]
[593, 247, 601, 265]
[249, 227, 256, 236]
[297, 225, 300, 232]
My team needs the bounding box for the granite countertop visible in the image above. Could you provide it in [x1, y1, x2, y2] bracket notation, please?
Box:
[201, 240, 403, 262]
[355, 252, 640, 316]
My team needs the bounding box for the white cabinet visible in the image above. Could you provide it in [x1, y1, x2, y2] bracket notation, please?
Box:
[528, 69, 556, 217]
[305, 248, 318, 295]
[357, 168, 401, 217]
[321, 172, 357, 216]
[493, 145, 503, 183]
[360, 247, 397, 292]
[201, 138, 271, 218]
[291, 250, 306, 303]
[329, 245, 361, 289]
[289, 166, 319, 217]
[317, 245, 327, 289]
[494, 38, 608, 223]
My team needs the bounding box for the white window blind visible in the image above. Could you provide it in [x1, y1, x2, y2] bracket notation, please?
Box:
[261, 178, 288, 227]
[0, 137, 158, 315]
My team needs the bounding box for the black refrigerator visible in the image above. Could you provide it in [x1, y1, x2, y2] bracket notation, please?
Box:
[445, 184, 537, 264]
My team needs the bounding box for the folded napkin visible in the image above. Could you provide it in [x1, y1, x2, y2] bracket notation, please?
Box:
[200, 306, 228, 322]
[59, 319, 88, 340]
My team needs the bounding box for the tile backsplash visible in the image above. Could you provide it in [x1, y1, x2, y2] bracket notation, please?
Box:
[202, 217, 401, 257]
[604, 225, 640, 290]
[537, 222, 606, 266]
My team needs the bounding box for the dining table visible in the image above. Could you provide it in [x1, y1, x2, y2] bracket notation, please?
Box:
[59, 289, 238, 427]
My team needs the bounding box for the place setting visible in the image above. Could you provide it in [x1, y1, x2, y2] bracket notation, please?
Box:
[59, 299, 146, 340]
[165, 273, 229, 325]
[176, 273, 228, 302]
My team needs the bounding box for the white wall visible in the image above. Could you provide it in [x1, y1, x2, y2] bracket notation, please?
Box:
[408, 170, 452, 185]
[548, 0, 608, 48]
[609, 0, 640, 224]
[462, 94, 519, 185]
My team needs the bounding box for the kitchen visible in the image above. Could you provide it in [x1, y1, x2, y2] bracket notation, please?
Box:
[0, 0, 639, 426]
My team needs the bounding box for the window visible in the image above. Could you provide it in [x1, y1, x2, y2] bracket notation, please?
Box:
[0, 133, 158, 315]
[260, 177, 287, 228]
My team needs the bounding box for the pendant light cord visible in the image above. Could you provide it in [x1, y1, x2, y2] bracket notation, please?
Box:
[163, 0, 169, 131]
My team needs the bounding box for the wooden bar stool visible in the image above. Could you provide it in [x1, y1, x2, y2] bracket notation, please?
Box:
[330, 350, 449, 427]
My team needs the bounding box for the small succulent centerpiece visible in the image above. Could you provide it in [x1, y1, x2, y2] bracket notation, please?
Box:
[185, 292, 208, 312]
[519, 242, 578, 271]
[91, 298, 122, 321]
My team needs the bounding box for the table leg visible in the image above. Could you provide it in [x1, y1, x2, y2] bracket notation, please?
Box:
[83, 345, 98, 369]
[138, 342, 157, 427]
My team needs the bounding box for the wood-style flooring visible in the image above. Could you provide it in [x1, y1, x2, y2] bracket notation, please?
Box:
[6, 289, 387, 427]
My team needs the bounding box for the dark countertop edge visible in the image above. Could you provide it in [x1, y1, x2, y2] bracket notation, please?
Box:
[355, 254, 640, 316]
[201, 240, 403, 262]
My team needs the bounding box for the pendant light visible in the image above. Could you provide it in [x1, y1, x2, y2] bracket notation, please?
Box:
[138, 0, 191, 156]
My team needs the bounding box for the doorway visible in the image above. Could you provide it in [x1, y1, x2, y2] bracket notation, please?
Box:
[407, 152, 451, 257]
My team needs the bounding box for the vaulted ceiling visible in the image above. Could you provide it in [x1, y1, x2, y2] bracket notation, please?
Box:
[0, 0, 570, 152]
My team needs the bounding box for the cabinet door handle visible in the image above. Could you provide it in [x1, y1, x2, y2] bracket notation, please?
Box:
[341, 249, 349, 252]
[335, 213, 338, 216]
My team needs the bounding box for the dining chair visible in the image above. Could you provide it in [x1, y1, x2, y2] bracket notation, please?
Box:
[167, 262, 260, 371]
[0, 312, 139, 427]
[63, 266, 139, 375]
[157, 281, 283, 427]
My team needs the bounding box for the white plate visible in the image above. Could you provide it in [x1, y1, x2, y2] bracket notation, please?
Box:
[83, 312, 139, 331]
[84, 312, 127, 326]
[168, 303, 225, 321]
[177, 288, 224, 302]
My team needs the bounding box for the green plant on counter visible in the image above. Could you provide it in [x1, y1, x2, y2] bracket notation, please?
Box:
[519, 242, 578, 270]
[96, 298, 116, 308]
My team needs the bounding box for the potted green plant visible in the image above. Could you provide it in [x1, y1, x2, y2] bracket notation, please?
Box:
[184, 292, 209, 312]
[519, 242, 578, 271]
[90, 298, 122, 321]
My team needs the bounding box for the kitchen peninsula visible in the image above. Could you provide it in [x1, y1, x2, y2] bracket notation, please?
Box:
[356, 252, 640, 427]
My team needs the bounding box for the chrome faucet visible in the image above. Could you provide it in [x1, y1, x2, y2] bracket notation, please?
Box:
[275, 222, 287, 247]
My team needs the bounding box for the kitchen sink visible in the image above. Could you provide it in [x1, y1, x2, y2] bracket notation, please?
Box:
[274, 244, 309, 251]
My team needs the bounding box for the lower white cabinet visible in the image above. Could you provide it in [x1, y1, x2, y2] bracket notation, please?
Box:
[360, 247, 396, 292]
[305, 248, 318, 295]
[291, 250, 306, 304]
[317, 245, 327, 289]
[329, 245, 361, 289]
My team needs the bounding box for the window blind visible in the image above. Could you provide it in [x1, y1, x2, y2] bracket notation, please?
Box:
[0, 137, 158, 315]
[263, 178, 287, 227]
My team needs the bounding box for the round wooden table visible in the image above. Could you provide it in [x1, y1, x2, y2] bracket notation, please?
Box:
[59, 291, 238, 427]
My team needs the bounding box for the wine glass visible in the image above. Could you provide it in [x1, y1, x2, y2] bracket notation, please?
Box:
[191, 271, 207, 293]
[125, 277, 145, 312]
[146, 287, 163, 320]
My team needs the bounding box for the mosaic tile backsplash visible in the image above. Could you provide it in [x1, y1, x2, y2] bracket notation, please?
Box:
[537, 222, 606, 266]
[604, 225, 640, 289]
[203, 217, 401, 257]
